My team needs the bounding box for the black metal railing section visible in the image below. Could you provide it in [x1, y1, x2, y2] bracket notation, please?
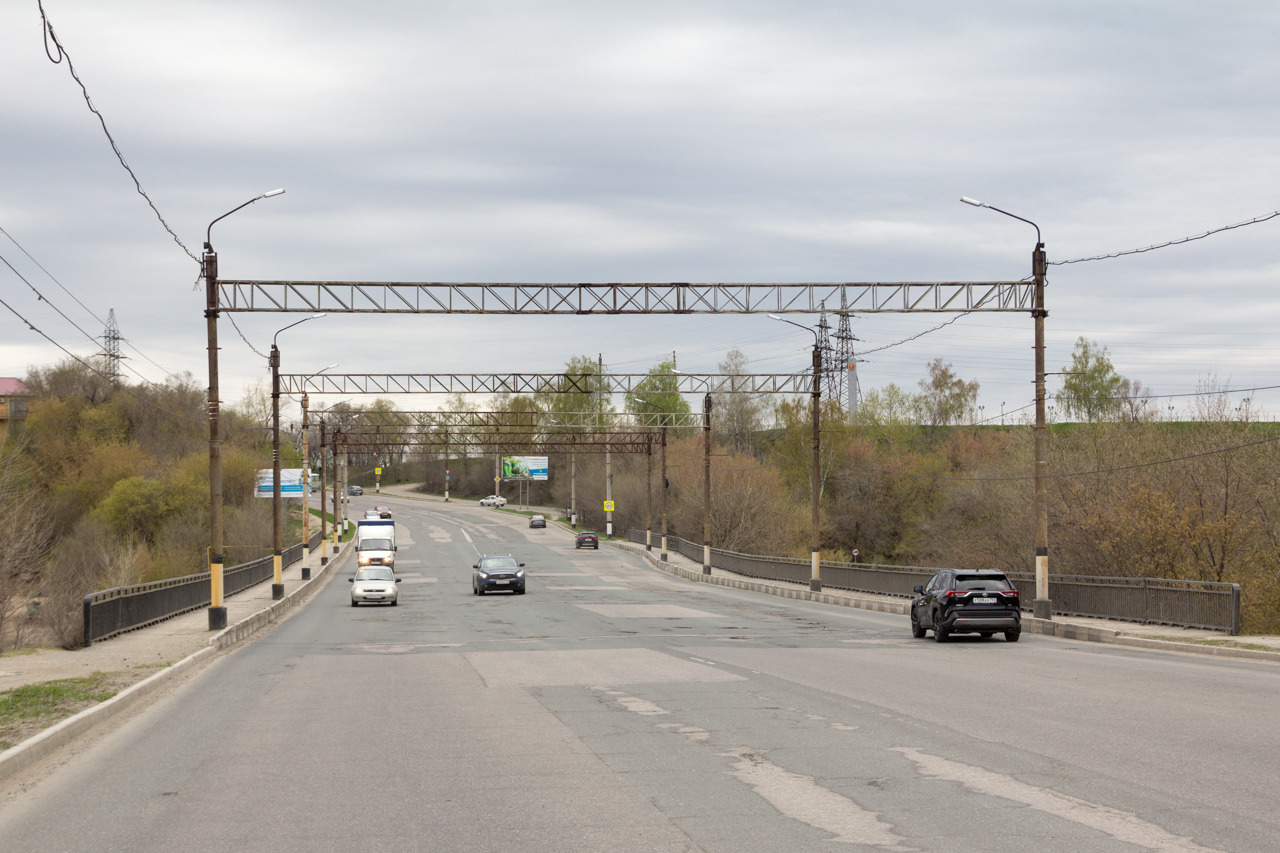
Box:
[627, 530, 1241, 634]
[83, 532, 323, 645]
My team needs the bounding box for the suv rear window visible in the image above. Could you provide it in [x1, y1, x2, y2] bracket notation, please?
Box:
[953, 574, 1013, 591]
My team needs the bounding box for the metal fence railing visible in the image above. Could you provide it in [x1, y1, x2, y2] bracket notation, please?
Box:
[83, 531, 323, 645]
[627, 530, 1241, 634]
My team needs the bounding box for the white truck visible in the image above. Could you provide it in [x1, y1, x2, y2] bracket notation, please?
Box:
[355, 519, 397, 570]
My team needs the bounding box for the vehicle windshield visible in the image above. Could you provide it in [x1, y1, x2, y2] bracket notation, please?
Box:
[356, 569, 394, 581]
[480, 557, 519, 569]
[531, 515, 543, 520]
[954, 574, 1013, 591]
[359, 539, 392, 551]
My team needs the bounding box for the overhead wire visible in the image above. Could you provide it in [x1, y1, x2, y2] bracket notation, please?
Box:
[0, 248, 206, 410]
[37, 0, 198, 264]
[1050, 208, 1280, 266]
[0, 293, 205, 426]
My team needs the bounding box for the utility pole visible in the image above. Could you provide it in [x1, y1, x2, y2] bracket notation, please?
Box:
[660, 425, 669, 561]
[1032, 241, 1052, 619]
[646, 442, 653, 551]
[443, 427, 450, 502]
[319, 419, 328, 565]
[570, 450, 577, 528]
[703, 392, 712, 574]
[605, 444, 613, 537]
[270, 344, 284, 600]
[601, 354, 612, 538]
[810, 338, 822, 592]
[341, 441, 349, 536]
[331, 430, 341, 553]
[301, 393, 311, 580]
[204, 245, 226, 630]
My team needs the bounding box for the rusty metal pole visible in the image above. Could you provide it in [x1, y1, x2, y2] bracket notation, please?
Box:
[646, 441, 653, 551]
[301, 393, 311, 579]
[660, 423, 668, 562]
[1032, 241, 1052, 619]
[703, 393, 712, 574]
[332, 429, 341, 553]
[204, 246, 226, 630]
[270, 344, 284, 600]
[810, 341, 822, 593]
[319, 419, 329, 565]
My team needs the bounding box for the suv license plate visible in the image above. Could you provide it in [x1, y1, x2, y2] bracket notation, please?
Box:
[974, 596, 996, 604]
[496, 580, 510, 585]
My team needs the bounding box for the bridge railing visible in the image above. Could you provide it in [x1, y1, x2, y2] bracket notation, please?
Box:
[627, 530, 1240, 634]
[82, 531, 323, 645]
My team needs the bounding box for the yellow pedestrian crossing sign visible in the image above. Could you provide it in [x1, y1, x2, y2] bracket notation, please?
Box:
[603, 500, 615, 511]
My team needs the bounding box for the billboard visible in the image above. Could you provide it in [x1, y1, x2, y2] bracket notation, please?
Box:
[501, 455, 548, 481]
[255, 468, 306, 498]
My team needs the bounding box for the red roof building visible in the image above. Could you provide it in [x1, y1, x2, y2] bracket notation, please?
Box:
[0, 378, 34, 442]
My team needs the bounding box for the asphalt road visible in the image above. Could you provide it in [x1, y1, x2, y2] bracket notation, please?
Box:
[1, 493, 1277, 852]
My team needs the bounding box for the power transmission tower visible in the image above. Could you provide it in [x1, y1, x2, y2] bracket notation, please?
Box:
[101, 308, 123, 385]
[830, 311, 860, 413]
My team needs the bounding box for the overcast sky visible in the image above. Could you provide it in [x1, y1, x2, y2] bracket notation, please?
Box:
[3, 1, 1279, 423]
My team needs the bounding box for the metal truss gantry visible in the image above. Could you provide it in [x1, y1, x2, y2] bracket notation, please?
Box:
[282, 373, 808, 396]
[333, 409, 704, 430]
[217, 281, 1033, 314]
[330, 429, 658, 454]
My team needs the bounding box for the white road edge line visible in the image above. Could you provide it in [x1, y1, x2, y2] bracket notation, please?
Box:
[892, 748, 1226, 853]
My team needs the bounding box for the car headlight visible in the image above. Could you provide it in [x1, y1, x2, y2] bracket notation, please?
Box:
[477, 572, 488, 579]
[353, 587, 364, 593]
[516, 570, 524, 578]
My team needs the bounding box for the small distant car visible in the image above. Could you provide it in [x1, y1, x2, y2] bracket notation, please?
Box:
[472, 554, 526, 595]
[348, 485, 364, 496]
[479, 495, 507, 507]
[310, 482, 320, 493]
[575, 531, 599, 549]
[529, 514, 546, 528]
[349, 567, 401, 606]
[363, 510, 382, 520]
[911, 569, 1021, 642]
[376, 506, 392, 519]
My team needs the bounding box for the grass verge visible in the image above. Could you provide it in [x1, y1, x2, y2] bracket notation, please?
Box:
[0, 670, 145, 751]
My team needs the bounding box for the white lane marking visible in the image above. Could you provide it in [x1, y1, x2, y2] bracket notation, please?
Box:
[461, 529, 472, 543]
[830, 723, 860, 731]
[729, 750, 915, 850]
[893, 748, 1226, 853]
[617, 696, 670, 716]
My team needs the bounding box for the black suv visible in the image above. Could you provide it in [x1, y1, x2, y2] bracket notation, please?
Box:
[911, 569, 1021, 642]
[575, 531, 599, 549]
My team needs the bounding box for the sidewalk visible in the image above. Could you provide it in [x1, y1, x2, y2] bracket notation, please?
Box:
[0, 540, 350, 694]
[609, 539, 1280, 663]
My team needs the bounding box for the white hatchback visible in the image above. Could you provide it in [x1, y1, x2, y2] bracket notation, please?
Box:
[349, 567, 401, 606]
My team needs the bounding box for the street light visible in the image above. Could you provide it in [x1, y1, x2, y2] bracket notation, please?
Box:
[270, 314, 326, 600]
[300, 363, 337, 576]
[962, 196, 1051, 620]
[203, 188, 286, 631]
[769, 314, 824, 593]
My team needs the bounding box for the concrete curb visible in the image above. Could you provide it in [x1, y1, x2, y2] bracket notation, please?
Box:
[610, 541, 909, 617]
[0, 546, 350, 784]
[610, 542, 1280, 664]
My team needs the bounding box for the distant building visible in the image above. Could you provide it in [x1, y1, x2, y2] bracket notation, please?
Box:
[0, 378, 34, 442]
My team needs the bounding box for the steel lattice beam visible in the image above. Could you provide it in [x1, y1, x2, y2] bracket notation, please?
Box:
[218, 281, 1033, 314]
[330, 410, 704, 430]
[284, 373, 808, 395]
[332, 431, 658, 453]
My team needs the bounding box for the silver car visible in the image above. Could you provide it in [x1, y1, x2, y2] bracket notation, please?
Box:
[349, 567, 401, 606]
